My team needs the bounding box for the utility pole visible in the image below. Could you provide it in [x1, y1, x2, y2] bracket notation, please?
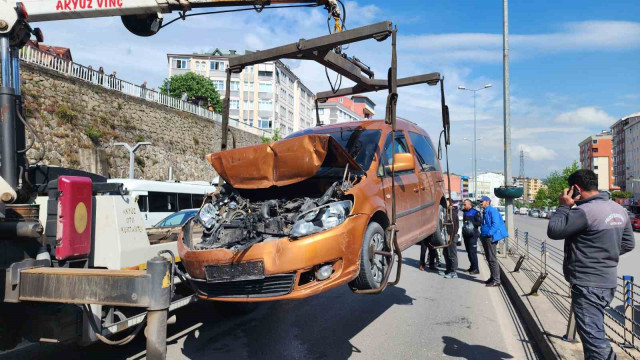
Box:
[503, 0, 515, 254]
[458, 84, 492, 200]
[114, 142, 151, 179]
[519, 149, 525, 179]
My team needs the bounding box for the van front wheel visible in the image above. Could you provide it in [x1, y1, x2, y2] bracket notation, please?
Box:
[428, 204, 448, 247]
[350, 222, 389, 291]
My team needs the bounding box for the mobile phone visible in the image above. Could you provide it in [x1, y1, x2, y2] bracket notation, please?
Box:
[571, 186, 580, 199]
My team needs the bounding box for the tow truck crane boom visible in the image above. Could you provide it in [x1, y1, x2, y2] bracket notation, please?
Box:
[1, 0, 340, 39]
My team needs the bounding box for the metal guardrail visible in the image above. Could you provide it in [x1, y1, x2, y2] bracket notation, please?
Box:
[510, 228, 640, 359]
[18, 46, 271, 137]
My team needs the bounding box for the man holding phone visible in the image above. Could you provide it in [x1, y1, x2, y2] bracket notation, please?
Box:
[548, 169, 635, 359]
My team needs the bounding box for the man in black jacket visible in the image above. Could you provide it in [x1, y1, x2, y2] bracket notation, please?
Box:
[442, 199, 459, 278]
[461, 199, 482, 274]
[548, 169, 635, 360]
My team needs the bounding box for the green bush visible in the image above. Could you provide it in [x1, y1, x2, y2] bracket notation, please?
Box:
[193, 136, 199, 145]
[85, 126, 102, 144]
[135, 134, 145, 143]
[55, 104, 78, 124]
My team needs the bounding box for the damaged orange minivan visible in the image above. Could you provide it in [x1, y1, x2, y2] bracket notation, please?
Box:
[178, 119, 447, 301]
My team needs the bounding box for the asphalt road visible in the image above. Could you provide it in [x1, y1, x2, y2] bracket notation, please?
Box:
[513, 215, 640, 281]
[4, 245, 538, 360]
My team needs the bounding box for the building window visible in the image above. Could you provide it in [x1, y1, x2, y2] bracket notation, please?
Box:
[259, 82, 273, 92]
[211, 80, 224, 91]
[258, 118, 272, 129]
[593, 148, 599, 153]
[258, 70, 273, 77]
[593, 140, 598, 144]
[230, 81, 240, 91]
[339, 98, 343, 103]
[259, 100, 273, 111]
[243, 100, 254, 108]
[230, 100, 239, 110]
[210, 61, 225, 71]
[594, 165, 599, 170]
[288, 111, 293, 121]
[244, 81, 254, 91]
[289, 94, 294, 104]
[172, 59, 189, 69]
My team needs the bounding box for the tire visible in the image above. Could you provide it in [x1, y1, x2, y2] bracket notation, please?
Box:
[428, 204, 448, 247]
[350, 222, 389, 291]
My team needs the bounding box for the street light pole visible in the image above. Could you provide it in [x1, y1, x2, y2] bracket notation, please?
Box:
[458, 84, 492, 200]
[503, 0, 514, 255]
[114, 142, 152, 179]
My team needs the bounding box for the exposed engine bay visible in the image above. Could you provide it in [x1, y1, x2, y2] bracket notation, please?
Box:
[191, 174, 358, 252]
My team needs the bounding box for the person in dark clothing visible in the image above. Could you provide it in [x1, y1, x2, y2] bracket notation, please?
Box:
[548, 169, 635, 360]
[442, 200, 459, 278]
[419, 240, 442, 271]
[462, 199, 482, 274]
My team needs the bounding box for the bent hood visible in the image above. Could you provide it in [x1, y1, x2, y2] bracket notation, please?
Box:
[206, 134, 363, 189]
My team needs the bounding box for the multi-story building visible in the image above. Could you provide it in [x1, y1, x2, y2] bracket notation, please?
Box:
[469, 172, 505, 204]
[612, 111, 640, 191]
[167, 49, 315, 137]
[514, 177, 545, 203]
[326, 95, 375, 119]
[461, 176, 469, 198]
[316, 95, 376, 125]
[624, 112, 640, 198]
[579, 131, 614, 191]
[316, 101, 363, 125]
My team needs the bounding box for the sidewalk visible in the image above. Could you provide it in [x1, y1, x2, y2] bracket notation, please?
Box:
[497, 249, 638, 359]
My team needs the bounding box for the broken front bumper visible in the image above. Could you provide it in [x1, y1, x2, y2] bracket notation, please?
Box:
[177, 214, 368, 301]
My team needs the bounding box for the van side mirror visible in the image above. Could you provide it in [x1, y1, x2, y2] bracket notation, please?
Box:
[385, 152, 415, 173]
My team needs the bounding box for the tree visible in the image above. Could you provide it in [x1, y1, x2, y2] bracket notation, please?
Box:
[539, 161, 580, 207]
[160, 72, 222, 113]
[532, 187, 550, 209]
[261, 129, 281, 143]
[611, 191, 633, 199]
[499, 198, 505, 206]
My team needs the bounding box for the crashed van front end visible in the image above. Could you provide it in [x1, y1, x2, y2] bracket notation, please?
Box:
[178, 134, 368, 301]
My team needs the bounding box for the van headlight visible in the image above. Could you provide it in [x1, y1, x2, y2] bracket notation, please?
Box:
[198, 203, 217, 229]
[291, 200, 352, 238]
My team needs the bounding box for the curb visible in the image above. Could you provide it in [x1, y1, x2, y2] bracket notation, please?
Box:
[498, 261, 561, 360]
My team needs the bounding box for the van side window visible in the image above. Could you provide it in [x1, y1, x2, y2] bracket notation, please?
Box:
[378, 132, 410, 176]
[148, 192, 178, 212]
[137, 195, 148, 212]
[409, 132, 440, 172]
[192, 194, 204, 208]
[178, 193, 192, 211]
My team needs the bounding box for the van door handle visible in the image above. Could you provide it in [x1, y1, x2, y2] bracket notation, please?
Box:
[420, 185, 426, 191]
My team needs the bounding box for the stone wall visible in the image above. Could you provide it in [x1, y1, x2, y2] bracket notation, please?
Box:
[20, 63, 261, 182]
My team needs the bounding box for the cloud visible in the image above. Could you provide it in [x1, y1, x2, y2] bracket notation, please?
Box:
[555, 107, 616, 126]
[399, 20, 640, 63]
[518, 144, 558, 161]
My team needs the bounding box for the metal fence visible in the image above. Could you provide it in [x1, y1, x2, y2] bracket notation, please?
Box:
[18, 45, 271, 138]
[509, 229, 640, 359]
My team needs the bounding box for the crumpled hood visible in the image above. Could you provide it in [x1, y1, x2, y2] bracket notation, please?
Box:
[207, 134, 363, 189]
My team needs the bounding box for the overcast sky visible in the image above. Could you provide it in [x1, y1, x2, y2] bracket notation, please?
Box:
[34, 0, 640, 179]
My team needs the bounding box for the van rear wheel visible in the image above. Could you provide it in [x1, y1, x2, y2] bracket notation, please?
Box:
[350, 222, 389, 291]
[428, 204, 448, 247]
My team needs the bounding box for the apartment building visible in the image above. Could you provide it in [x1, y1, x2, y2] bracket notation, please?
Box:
[469, 172, 505, 204]
[316, 95, 377, 125]
[623, 112, 640, 198]
[579, 131, 614, 191]
[611, 111, 640, 191]
[514, 177, 545, 203]
[167, 49, 315, 137]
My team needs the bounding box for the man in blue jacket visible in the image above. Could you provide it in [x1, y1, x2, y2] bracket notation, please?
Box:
[479, 196, 508, 287]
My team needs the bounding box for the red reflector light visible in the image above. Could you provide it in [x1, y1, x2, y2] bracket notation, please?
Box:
[17, 2, 28, 20]
[56, 176, 92, 261]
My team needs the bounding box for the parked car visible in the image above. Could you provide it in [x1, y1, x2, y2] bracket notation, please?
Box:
[179, 120, 449, 300]
[539, 210, 548, 218]
[519, 207, 529, 215]
[514, 209, 520, 215]
[495, 206, 506, 221]
[530, 210, 539, 217]
[631, 215, 640, 232]
[147, 209, 199, 244]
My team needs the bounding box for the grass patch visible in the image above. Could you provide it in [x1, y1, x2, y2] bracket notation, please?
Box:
[54, 104, 78, 125]
[85, 126, 102, 144]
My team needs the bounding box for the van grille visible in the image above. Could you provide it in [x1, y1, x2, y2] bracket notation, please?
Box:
[193, 274, 296, 298]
